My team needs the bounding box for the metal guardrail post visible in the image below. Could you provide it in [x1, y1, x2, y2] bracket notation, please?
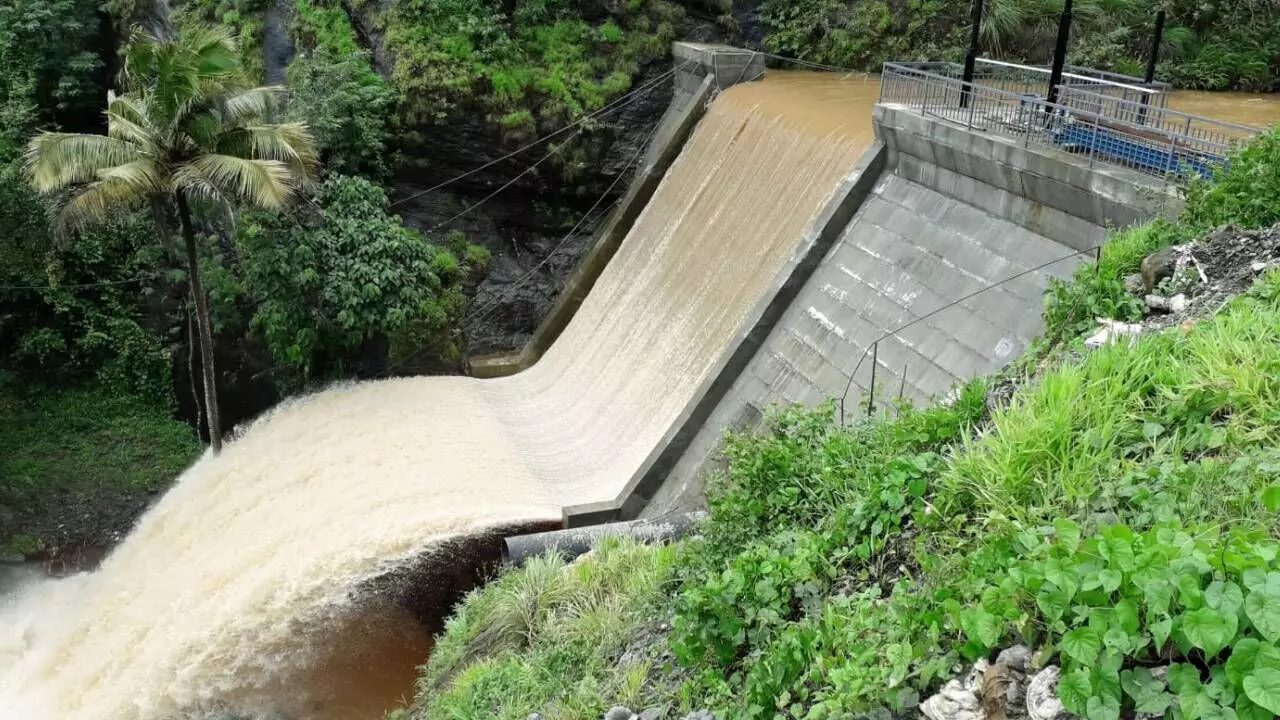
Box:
[866, 341, 878, 418]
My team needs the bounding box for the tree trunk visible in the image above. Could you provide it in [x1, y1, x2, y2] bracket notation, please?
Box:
[176, 191, 223, 453]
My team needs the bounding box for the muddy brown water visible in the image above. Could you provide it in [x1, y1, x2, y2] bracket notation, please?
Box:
[1169, 91, 1280, 129]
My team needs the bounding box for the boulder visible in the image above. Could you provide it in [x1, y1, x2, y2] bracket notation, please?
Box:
[1026, 666, 1070, 720]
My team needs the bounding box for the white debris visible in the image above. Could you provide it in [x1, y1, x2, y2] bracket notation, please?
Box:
[1084, 318, 1143, 349]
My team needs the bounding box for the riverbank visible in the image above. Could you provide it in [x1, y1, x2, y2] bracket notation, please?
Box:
[407, 129, 1280, 720]
[0, 384, 200, 562]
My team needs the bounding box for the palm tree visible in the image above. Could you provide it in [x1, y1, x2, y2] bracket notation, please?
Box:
[24, 26, 317, 453]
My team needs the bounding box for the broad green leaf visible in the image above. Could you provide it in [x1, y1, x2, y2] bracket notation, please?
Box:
[1115, 598, 1141, 634]
[1244, 668, 1280, 715]
[1179, 570, 1207, 609]
[1104, 627, 1132, 653]
[1183, 607, 1238, 658]
[1062, 627, 1103, 666]
[1237, 694, 1275, 720]
[1143, 421, 1166, 441]
[1263, 485, 1280, 513]
[1101, 536, 1137, 572]
[1087, 694, 1121, 720]
[1169, 664, 1203, 695]
[1058, 668, 1092, 715]
[1244, 568, 1269, 594]
[1209, 665, 1238, 704]
[1179, 688, 1217, 720]
[1207, 581, 1245, 616]
[1151, 615, 1173, 649]
[1098, 568, 1122, 594]
[1255, 642, 1280, 672]
[1055, 518, 1082, 553]
[1122, 667, 1168, 707]
[1038, 583, 1072, 621]
[1099, 648, 1124, 676]
[961, 608, 1001, 650]
[1228, 638, 1263, 687]
[1246, 587, 1280, 642]
[1142, 574, 1175, 616]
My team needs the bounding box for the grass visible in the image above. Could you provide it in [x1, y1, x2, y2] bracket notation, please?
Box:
[405, 539, 681, 720]
[0, 382, 201, 557]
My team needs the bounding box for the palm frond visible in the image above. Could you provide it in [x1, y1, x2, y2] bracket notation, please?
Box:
[176, 154, 294, 209]
[221, 86, 286, 123]
[25, 133, 143, 192]
[238, 123, 319, 183]
[106, 95, 160, 153]
[54, 178, 150, 236]
[96, 159, 166, 194]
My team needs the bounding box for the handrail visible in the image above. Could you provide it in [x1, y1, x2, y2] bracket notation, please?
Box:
[974, 57, 1161, 95]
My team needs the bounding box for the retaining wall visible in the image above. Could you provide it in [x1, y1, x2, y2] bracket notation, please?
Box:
[639, 103, 1175, 518]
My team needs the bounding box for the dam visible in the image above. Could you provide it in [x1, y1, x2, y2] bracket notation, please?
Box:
[0, 45, 1264, 719]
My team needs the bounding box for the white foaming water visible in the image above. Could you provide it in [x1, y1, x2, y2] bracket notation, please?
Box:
[0, 74, 877, 719]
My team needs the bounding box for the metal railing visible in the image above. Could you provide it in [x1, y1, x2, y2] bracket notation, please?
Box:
[972, 58, 1171, 109]
[879, 62, 1263, 181]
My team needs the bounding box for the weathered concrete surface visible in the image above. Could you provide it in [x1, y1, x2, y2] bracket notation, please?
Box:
[641, 106, 1172, 518]
[469, 44, 758, 378]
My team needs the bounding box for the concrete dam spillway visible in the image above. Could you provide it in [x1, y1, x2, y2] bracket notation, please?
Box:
[0, 74, 880, 719]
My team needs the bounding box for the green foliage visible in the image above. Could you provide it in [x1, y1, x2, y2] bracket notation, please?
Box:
[672, 389, 988, 717]
[0, 168, 174, 403]
[230, 175, 487, 387]
[285, 47, 397, 179]
[1185, 128, 1280, 232]
[757, 0, 1279, 89]
[947, 284, 1280, 526]
[378, 0, 679, 139]
[0, 0, 103, 140]
[761, 0, 963, 70]
[961, 520, 1280, 720]
[418, 539, 678, 720]
[176, 0, 270, 81]
[0, 382, 200, 555]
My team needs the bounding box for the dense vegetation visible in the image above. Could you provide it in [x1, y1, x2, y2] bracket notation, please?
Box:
[412, 129, 1280, 719]
[760, 0, 1280, 90]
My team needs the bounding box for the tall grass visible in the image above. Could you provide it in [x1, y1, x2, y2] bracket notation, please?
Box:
[414, 539, 678, 720]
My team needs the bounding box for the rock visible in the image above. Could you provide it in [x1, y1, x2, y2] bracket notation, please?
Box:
[528, 715, 544, 720]
[1026, 666, 1070, 720]
[1141, 247, 1177, 293]
[1144, 294, 1187, 314]
[982, 661, 1029, 720]
[995, 645, 1033, 672]
[1124, 273, 1146, 295]
[921, 660, 988, 720]
[638, 710, 663, 720]
[605, 707, 637, 720]
[681, 712, 715, 720]
[1253, 261, 1271, 273]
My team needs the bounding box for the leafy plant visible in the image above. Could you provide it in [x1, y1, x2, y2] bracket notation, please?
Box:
[231, 174, 488, 386]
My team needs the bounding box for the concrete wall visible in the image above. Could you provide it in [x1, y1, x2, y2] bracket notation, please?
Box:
[469, 44, 761, 378]
[641, 104, 1174, 518]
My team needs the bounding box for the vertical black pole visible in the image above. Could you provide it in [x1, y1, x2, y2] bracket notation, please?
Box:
[1137, 10, 1165, 125]
[866, 342, 879, 418]
[1045, 0, 1073, 107]
[960, 0, 984, 108]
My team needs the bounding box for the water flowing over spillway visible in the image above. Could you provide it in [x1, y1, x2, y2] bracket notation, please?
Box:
[0, 73, 876, 720]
